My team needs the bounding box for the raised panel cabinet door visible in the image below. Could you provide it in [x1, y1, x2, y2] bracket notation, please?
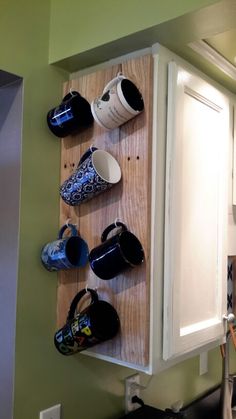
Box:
[227, 100, 236, 256]
[233, 102, 236, 205]
[163, 62, 229, 360]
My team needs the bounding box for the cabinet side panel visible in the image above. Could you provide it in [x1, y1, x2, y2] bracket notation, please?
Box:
[57, 55, 153, 367]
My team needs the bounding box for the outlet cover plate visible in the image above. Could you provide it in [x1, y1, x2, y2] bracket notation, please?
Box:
[125, 373, 140, 413]
[39, 404, 61, 419]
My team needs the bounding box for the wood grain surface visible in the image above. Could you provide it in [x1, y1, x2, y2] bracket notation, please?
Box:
[57, 54, 153, 367]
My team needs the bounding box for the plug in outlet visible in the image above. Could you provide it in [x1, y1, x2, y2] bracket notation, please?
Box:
[39, 404, 61, 419]
[125, 373, 140, 413]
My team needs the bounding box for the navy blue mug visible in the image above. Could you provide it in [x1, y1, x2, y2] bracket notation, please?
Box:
[60, 146, 121, 206]
[89, 222, 144, 280]
[47, 91, 94, 138]
[41, 224, 89, 272]
[54, 288, 120, 355]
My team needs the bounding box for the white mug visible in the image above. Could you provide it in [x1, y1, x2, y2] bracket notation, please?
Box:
[91, 73, 144, 130]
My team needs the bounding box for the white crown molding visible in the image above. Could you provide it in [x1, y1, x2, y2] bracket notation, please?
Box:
[188, 40, 236, 81]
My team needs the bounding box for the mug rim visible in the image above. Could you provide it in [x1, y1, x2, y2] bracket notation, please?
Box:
[92, 150, 121, 184]
[117, 80, 142, 116]
[87, 300, 120, 340]
[117, 230, 144, 267]
[65, 236, 88, 267]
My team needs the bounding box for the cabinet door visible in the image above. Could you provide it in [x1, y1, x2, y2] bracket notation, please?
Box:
[163, 62, 229, 360]
[227, 101, 236, 256]
[232, 101, 236, 206]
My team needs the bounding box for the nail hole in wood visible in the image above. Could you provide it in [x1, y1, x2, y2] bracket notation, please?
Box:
[136, 156, 140, 160]
[64, 164, 67, 169]
[127, 157, 130, 161]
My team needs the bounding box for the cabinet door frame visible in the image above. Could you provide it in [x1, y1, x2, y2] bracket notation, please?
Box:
[163, 61, 229, 360]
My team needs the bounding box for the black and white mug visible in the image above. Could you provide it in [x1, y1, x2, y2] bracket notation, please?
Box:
[89, 222, 145, 280]
[60, 147, 121, 206]
[91, 73, 144, 130]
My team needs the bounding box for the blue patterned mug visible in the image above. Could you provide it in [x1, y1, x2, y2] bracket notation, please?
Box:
[41, 224, 89, 271]
[60, 147, 121, 206]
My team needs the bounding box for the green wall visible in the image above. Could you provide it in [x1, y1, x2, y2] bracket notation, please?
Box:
[49, 0, 220, 65]
[0, 0, 233, 419]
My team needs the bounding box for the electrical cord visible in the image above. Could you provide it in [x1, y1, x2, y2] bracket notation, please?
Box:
[131, 395, 145, 407]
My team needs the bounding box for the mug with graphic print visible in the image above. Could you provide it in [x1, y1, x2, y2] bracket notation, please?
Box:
[54, 288, 120, 355]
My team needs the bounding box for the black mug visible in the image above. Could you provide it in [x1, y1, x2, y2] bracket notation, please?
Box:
[54, 288, 120, 355]
[89, 222, 144, 280]
[47, 90, 94, 137]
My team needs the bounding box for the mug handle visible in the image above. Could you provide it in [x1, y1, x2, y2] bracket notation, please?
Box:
[103, 73, 126, 94]
[67, 288, 99, 321]
[79, 146, 98, 166]
[58, 223, 78, 239]
[62, 90, 80, 103]
[101, 221, 128, 243]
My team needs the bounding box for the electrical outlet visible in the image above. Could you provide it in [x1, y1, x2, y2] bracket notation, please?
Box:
[39, 404, 61, 419]
[125, 373, 140, 413]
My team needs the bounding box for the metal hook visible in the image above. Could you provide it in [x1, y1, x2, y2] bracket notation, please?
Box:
[69, 87, 77, 97]
[114, 217, 122, 227]
[65, 219, 78, 229]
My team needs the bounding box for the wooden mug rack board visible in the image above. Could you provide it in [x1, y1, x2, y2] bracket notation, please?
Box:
[57, 54, 153, 368]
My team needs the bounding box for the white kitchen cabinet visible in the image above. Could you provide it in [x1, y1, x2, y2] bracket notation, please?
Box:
[162, 60, 229, 361]
[63, 45, 232, 374]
